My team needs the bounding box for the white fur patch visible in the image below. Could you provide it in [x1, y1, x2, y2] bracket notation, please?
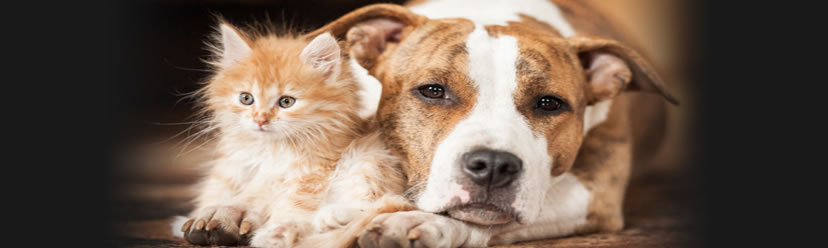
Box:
[350, 57, 383, 119]
[415, 26, 552, 224]
[536, 172, 591, 232]
[170, 216, 189, 238]
[583, 100, 612, 134]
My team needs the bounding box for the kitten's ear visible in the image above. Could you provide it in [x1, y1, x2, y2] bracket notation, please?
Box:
[300, 33, 341, 80]
[217, 23, 252, 68]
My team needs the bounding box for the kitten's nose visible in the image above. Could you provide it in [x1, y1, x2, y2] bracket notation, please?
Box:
[255, 119, 269, 127]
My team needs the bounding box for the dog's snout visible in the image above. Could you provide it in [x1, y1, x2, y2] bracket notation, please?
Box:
[462, 149, 523, 188]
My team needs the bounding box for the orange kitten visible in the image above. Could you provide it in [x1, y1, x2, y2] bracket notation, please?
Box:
[169, 22, 404, 247]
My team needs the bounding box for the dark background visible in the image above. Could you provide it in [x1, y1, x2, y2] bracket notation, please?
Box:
[123, 0, 408, 146]
[4, 0, 821, 247]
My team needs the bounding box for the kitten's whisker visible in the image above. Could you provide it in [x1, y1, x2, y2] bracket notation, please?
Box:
[164, 58, 213, 73]
[176, 135, 218, 159]
[404, 182, 427, 200]
[175, 124, 218, 157]
[152, 120, 214, 145]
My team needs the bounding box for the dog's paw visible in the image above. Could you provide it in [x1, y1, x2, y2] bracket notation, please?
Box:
[250, 222, 301, 248]
[357, 211, 465, 248]
[180, 206, 261, 246]
[312, 205, 364, 232]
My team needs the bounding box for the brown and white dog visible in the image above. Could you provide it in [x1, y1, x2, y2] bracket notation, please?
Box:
[306, 0, 678, 246]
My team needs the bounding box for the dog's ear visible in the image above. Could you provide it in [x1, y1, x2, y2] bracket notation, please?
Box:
[568, 35, 679, 105]
[303, 4, 426, 70]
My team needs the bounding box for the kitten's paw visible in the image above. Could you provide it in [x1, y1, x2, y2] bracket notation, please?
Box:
[250, 222, 301, 248]
[312, 205, 363, 232]
[180, 206, 261, 246]
[358, 211, 465, 248]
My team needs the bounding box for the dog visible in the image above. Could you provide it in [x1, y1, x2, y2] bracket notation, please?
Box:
[304, 0, 679, 246]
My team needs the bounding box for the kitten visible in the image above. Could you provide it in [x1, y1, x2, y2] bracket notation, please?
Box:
[170, 22, 405, 247]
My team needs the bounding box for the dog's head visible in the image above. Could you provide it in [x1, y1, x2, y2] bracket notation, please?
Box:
[307, 4, 677, 225]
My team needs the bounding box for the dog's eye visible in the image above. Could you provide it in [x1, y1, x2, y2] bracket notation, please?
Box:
[536, 96, 563, 112]
[279, 96, 296, 108]
[418, 84, 445, 99]
[239, 92, 254, 105]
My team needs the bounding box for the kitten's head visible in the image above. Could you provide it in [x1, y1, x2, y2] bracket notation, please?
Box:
[200, 23, 359, 142]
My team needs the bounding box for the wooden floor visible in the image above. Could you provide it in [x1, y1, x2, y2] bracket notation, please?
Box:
[110, 142, 700, 247]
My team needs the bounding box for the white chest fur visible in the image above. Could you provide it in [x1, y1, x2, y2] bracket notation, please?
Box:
[213, 143, 300, 189]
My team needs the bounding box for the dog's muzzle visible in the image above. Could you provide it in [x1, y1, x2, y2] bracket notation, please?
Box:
[446, 148, 524, 225]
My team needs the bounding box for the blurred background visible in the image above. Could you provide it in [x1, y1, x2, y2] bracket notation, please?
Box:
[110, 0, 699, 247]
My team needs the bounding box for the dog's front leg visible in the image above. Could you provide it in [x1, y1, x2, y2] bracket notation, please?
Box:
[357, 210, 490, 248]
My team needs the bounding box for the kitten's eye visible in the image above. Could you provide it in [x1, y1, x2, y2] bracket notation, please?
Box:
[536, 96, 563, 112]
[279, 96, 296, 108]
[418, 84, 445, 99]
[239, 93, 254, 105]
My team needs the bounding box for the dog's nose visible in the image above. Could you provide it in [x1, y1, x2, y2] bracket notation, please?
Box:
[462, 149, 523, 188]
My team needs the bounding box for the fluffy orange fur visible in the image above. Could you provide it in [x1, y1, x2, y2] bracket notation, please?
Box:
[171, 22, 410, 248]
[175, 22, 359, 245]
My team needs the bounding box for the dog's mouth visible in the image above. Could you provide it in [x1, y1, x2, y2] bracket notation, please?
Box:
[445, 203, 516, 225]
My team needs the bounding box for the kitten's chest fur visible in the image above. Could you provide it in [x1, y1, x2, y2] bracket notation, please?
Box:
[210, 137, 340, 212]
[217, 140, 334, 183]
